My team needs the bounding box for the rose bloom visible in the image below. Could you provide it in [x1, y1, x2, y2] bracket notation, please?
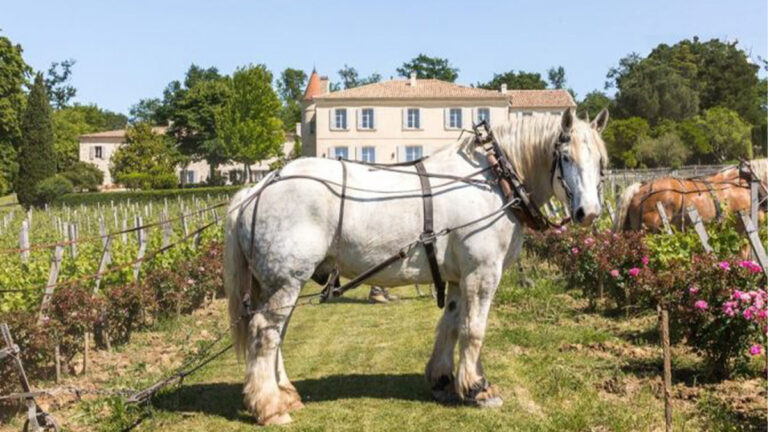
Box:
[609, 269, 620, 279]
[641, 256, 650, 267]
[689, 286, 699, 294]
[718, 261, 731, 271]
[694, 300, 708, 310]
[571, 247, 579, 254]
[750, 345, 762, 356]
[584, 237, 595, 246]
[628, 267, 641, 277]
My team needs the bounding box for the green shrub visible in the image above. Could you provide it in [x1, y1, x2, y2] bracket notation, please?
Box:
[34, 175, 73, 206]
[60, 161, 104, 192]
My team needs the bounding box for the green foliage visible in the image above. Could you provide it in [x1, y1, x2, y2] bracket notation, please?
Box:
[0, 32, 28, 195]
[396, 54, 459, 82]
[477, 70, 547, 90]
[276, 68, 307, 131]
[44, 59, 77, 109]
[577, 91, 613, 119]
[33, 175, 73, 206]
[601, 117, 650, 168]
[110, 122, 180, 189]
[547, 66, 567, 89]
[336, 64, 381, 90]
[693, 107, 752, 163]
[51, 104, 126, 172]
[60, 161, 103, 192]
[634, 132, 690, 168]
[215, 64, 284, 176]
[16, 74, 55, 207]
[165, 65, 231, 177]
[129, 97, 166, 124]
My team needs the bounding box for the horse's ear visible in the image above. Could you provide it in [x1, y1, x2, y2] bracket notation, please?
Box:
[561, 108, 575, 131]
[591, 109, 609, 133]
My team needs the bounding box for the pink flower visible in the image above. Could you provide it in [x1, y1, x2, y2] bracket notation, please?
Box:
[739, 292, 752, 303]
[689, 286, 699, 294]
[628, 267, 641, 277]
[641, 256, 650, 267]
[571, 247, 579, 254]
[694, 300, 708, 310]
[758, 310, 768, 320]
[718, 261, 730, 271]
[750, 345, 762, 356]
[187, 278, 196, 285]
[609, 269, 620, 279]
[722, 301, 736, 317]
[744, 308, 754, 320]
[584, 237, 595, 246]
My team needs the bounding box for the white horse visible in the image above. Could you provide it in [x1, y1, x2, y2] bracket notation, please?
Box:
[224, 108, 609, 425]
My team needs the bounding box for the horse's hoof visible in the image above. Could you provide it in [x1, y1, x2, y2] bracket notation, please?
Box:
[476, 394, 504, 408]
[463, 381, 503, 408]
[429, 374, 457, 403]
[260, 413, 292, 426]
[287, 399, 305, 413]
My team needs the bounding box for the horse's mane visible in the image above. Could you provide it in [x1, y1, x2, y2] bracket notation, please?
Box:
[453, 113, 608, 182]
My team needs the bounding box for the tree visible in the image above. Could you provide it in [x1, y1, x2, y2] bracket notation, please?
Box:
[52, 104, 128, 171]
[397, 54, 458, 82]
[45, 59, 77, 109]
[547, 66, 566, 89]
[337, 65, 381, 89]
[129, 98, 167, 124]
[477, 70, 547, 90]
[60, 161, 103, 192]
[613, 61, 699, 124]
[215, 64, 284, 183]
[601, 117, 650, 168]
[110, 122, 180, 189]
[693, 107, 752, 163]
[0, 32, 29, 195]
[578, 91, 613, 120]
[165, 65, 231, 180]
[276, 68, 307, 131]
[16, 74, 55, 207]
[634, 132, 690, 168]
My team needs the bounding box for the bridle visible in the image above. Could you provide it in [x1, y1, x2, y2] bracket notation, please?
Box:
[472, 120, 573, 230]
[550, 129, 606, 218]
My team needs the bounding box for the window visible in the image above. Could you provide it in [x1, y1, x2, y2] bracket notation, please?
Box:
[550, 111, 561, 116]
[334, 109, 348, 130]
[522, 112, 533, 117]
[449, 108, 462, 129]
[406, 108, 420, 129]
[476, 108, 490, 124]
[310, 120, 316, 134]
[360, 108, 375, 130]
[334, 146, 349, 159]
[185, 170, 196, 184]
[405, 145, 422, 162]
[361, 146, 376, 163]
[94, 146, 103, 159]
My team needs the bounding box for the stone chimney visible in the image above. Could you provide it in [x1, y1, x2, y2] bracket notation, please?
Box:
[320, 76, 330, 93]
[409, 71, 417, 87]
[500, 83, 508, 94]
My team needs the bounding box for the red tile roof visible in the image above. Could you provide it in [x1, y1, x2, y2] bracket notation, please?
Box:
[303, 69, 325, 101]
[507, 89, 576, 108]
[313, 79, 507, 100]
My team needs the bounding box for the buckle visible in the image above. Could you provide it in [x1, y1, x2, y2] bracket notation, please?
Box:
[420, 231, 437, 244]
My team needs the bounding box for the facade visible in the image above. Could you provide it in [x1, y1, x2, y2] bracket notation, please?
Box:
[79, 127, 295, 188]
[300, 71, 576, 163]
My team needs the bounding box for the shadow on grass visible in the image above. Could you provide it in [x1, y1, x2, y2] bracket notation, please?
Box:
[152, 373, 431, 419]
[620, 357, 723, 385]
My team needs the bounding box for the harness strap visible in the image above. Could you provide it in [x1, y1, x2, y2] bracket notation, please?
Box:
[321, 160, 348, 299]
[415, 161, 446, 309]
[701, 179, 723, 222]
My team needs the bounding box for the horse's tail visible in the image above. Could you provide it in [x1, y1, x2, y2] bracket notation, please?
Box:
[224, 186, 259, 361]
[614, 182, 642, 232]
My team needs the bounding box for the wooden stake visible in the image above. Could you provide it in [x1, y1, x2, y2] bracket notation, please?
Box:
[655, 202, 673, 234]
[83, 332, 89, 375]
[55, 344, 61, 383]
[658, 304, 673, 432]
[686, 206, 712, 253]
[38, 246, 64, 325]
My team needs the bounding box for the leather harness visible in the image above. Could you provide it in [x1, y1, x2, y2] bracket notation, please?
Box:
[255, 120, 576, 309]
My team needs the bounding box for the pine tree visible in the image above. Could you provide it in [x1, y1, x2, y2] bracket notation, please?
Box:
[16, 73, 55, 207]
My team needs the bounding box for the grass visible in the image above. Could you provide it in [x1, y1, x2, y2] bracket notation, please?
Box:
[2, 260, 763, 431]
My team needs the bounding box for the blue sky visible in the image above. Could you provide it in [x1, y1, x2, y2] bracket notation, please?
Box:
[2, 0, 766, 115]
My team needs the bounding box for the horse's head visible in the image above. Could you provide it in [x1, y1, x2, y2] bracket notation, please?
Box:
[551, 108, 609, 226]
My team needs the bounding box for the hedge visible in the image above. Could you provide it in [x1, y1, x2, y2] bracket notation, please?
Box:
[52, 185, 243, 206]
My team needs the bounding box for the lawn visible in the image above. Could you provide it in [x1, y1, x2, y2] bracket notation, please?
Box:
[1, 261, 761, 431]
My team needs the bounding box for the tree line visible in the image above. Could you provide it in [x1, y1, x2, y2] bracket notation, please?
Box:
[1, 31, 765, 207]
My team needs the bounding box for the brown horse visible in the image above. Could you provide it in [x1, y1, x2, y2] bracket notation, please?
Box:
[614, 159, 768, 233]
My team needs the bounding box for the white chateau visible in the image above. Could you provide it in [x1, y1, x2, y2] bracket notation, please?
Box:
[79, 70, 575, 188]
[300, 70, 576, 162]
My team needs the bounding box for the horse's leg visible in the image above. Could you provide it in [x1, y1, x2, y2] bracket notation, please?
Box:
[244, 282, 301, 425]
[456, 269, 503, 408]
[425, 282, 461, 402]
[275, 303, 303, 413]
